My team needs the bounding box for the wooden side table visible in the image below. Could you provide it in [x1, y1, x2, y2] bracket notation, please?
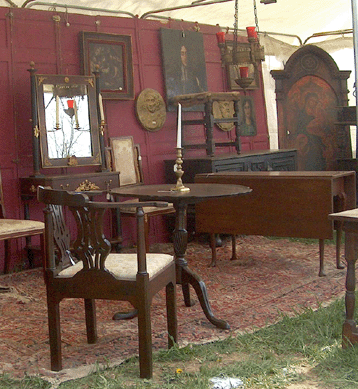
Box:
[112, 183, 252, 329]
[195, 171, 356, 275]
[329, 209, 358, 347]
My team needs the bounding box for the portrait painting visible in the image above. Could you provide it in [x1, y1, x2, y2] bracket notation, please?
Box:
[80, 32, 134, 100]
[239, 96, 257, 136]
[160, 28, 208, 111]
[286, 75, 338, 170]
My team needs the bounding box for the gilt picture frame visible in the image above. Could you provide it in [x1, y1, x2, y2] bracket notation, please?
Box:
[80, 31, 134, 100]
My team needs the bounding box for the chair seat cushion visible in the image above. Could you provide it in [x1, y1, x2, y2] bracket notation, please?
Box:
[59, 253, 174, 281]
[0, 219, 44, 236]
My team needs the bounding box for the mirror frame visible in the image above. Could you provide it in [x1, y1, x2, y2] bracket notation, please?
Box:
[35, 74, 102, 169]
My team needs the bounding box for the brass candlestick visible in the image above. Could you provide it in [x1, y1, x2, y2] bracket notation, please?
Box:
[100, 119, 106, 136]
[171, 148, 190, 192]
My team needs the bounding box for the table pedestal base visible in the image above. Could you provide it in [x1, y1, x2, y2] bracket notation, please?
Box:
[181, 265, 229, 329]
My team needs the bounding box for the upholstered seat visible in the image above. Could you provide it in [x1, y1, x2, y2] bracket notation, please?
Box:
[59, 253, 173, 280]
[0, 219, 44, 237]
[0, 171, 44, 273]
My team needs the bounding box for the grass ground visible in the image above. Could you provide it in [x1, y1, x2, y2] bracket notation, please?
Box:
[1, 292, 358, 389]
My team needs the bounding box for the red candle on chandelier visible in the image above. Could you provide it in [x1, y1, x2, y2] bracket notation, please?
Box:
[246, 26, 258, 39]
[239, 66, 249, 78]
[216, 32, 226, 44]
[67, 99, 74, 109]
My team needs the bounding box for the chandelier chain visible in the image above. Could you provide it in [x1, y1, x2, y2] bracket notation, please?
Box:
[253, 0, 259, 32]
[233, 0, 238, 58]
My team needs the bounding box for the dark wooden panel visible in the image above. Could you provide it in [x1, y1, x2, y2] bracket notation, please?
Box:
[164, 149, 297, 184]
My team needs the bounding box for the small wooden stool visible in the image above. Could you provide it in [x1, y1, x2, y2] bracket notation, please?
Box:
[329, 208, 358, 348]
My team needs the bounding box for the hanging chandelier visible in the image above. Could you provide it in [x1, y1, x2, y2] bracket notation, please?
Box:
[216, 0, 265, 89]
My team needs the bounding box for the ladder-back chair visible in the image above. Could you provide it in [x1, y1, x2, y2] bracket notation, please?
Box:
[37, 186, 177, 378]
[0, 171, 44, 273]
[109, 136, 175, 250]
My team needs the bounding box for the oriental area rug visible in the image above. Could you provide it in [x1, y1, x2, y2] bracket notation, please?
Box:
[0, 235, 347, 385]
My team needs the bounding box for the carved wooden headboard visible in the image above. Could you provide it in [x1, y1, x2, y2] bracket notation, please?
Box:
[271, 45, 351, 171]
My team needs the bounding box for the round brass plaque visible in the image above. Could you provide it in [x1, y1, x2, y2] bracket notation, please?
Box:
[136, 88, 166, 132]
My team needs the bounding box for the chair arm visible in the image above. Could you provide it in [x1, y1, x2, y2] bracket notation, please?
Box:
[88, 201, 169, 210]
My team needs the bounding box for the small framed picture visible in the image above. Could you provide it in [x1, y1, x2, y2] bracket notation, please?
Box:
[239, 96, 257, 136]
[80, 32, 134, 100]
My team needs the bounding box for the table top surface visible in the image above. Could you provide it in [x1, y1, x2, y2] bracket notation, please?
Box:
[111, 183, 251, 203]
[329, 208, 358, 222]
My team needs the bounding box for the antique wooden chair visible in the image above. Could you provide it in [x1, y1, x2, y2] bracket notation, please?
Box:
[0, 171, 44, 273]
[109, 136, 175, 250]
[37, 186, 177, 378]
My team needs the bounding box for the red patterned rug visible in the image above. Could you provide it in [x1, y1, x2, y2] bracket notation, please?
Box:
[0, 236, 346, 384]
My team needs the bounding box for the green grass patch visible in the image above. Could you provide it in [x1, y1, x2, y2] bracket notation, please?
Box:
[2, 293, 358, 388]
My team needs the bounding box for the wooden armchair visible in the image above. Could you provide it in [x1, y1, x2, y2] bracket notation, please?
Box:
[0, 171, 44, 273]
[109, 136, 175, 250]
[37, 186, 177, 378]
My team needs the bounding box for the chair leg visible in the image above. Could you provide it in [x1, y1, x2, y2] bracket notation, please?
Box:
[4, 239, 10, 274]
[231, 235, 238, 260]
[336, 222, 345, 269]
[26, 236, 35, 269]
[318, 239, 325, 277]
[84, 299, 97, 344]
[144, 214, 150, 252]
[166, 281, 177, 348]
[137, 274, 153, 379]
[47, 296, 62, 371]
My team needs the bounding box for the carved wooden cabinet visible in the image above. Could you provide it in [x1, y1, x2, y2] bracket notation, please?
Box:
[20, 172, 119, 222]
[20, 172, 119, 199]
[271, 45, 351, 171]
[164, 149, 297, 184]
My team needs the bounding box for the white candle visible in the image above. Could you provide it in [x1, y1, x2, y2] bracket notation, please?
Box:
[55, 95, 60, 126]
[176, 103, 182, 148]
[99, 93, 105, 122]
[74, 100, 79, 128]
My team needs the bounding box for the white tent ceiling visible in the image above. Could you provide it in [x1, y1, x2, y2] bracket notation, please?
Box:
[0, 0, 353, 45]
[1, 0, 356, 151]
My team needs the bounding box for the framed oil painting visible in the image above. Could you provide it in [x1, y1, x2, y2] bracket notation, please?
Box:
[285, 75, 337, 170]
[160, 28, 208, 111]
[239, 96, 257, 136]
[80, 32, 134, 100]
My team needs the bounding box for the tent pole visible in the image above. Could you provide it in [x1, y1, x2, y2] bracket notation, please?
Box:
[352, 0, 358, 156]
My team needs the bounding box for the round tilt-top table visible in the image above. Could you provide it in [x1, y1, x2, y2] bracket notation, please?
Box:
[111, 183, 252, 329]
